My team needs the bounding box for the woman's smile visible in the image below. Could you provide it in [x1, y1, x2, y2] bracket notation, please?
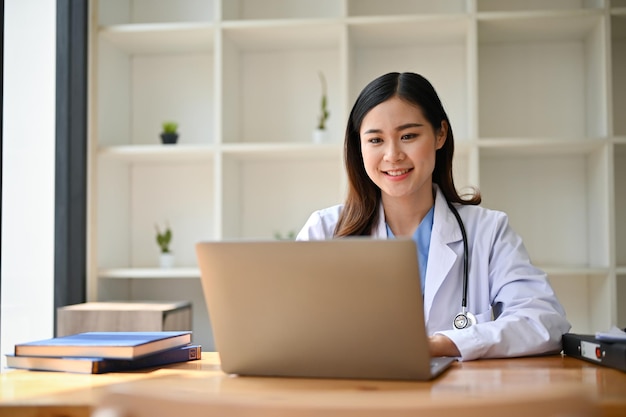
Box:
[383, 168, 413, 179]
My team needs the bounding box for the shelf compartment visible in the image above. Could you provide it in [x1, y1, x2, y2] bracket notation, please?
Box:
[221, 23, 342, 145]
[478, 12, 606, 139]
[222, 0, 342, 21]
[612, 14, 626, 136]
[615, 143, 626, 266]
[478, 145, 610, 268]
[347, 16, 470, 140]
[347, 0, 468, 16]
[97, 160, 215, 270]
[220, 156, 344, 239]
[97, 0, 215, 26]
[549, 273, 612, 334]
[477, 0, 605, 13]
[97, 34, 215, 146]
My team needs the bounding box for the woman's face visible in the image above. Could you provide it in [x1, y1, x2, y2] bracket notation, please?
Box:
[359, 96, 446, 204]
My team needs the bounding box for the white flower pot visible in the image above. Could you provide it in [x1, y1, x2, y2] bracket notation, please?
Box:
[159, 253, 174, 268]
[312, 129, 330, 144]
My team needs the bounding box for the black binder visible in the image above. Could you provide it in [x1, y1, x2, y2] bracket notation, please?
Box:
[562, 333, 626, 372]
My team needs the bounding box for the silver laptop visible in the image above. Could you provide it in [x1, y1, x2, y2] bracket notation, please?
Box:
[195, 239, 455, 380]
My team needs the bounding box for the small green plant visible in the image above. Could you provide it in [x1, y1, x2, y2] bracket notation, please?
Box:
[274, 230, 296, 241]
[155, 223, 172, 253]
[317, 72, 330, 130]
[162, 121, 178, 134]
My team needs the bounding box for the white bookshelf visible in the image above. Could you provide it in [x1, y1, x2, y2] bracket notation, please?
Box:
[88, 0, 626, 350]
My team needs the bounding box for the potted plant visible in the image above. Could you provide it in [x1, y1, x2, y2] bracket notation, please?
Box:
[155, 223, 174, 268]
[273, 230, 296, 240]
[312, 72, 330, 144]
[160, 121, 179, 144]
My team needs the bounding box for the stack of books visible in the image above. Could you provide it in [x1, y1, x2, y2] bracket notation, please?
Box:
[6, 331, 201, 374]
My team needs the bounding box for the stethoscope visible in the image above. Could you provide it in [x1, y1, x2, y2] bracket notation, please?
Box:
[445, 200, 477, 330]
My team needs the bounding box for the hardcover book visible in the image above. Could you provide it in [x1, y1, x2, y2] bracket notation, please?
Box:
[6, 344, 201, 374]
[14, 331, 192, 360]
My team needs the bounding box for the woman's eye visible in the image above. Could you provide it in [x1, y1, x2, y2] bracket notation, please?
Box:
[401, 133, 417, 141]
[368, 138, 382, 144]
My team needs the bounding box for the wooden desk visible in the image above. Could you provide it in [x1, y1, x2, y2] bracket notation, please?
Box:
[0, 353, 624, 417]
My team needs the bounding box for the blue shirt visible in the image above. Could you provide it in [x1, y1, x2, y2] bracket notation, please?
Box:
[386, 206, 435, 293]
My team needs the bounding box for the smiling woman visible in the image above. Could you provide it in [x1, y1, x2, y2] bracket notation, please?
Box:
[296, 72, 571, 362]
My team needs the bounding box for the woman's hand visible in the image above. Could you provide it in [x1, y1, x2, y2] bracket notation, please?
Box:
[429, 334, 461, 357]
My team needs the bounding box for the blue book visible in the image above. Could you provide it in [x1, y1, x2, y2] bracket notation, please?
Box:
[14, 331, 192, 359]
[6, 344, 201, 374]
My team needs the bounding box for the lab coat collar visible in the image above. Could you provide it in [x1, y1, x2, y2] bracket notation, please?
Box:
[373, 201, 386, 238]
[372, 185, 462, 243]
[372, 185, 463, 322]
[431, 184, 464, 245]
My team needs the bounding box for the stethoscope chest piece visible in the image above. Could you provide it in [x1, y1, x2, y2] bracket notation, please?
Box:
[453, 309, 477, 330]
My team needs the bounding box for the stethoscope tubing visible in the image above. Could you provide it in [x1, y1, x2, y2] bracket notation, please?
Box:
[446, 200, 469, 311]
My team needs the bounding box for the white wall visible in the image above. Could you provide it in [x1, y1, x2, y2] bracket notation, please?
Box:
[1, 0, 56, 369]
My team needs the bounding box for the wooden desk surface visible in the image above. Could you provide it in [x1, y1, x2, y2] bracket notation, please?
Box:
[0, 353, 624, 417]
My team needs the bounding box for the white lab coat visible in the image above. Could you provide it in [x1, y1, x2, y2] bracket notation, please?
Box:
[296, 186, 571, 361]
